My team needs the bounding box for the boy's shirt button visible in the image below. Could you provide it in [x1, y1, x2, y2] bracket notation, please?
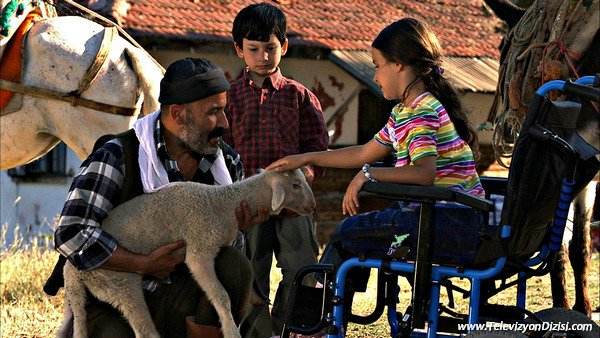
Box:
[261, 119, 266, 124]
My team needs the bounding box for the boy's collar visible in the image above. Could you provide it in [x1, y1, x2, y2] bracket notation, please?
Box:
[243, 67, 283, 90]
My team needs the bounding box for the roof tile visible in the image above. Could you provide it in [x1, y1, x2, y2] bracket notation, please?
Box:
[124, 0, 502, 58]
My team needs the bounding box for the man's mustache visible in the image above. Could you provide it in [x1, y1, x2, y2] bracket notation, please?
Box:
[207, 127, 226, 139]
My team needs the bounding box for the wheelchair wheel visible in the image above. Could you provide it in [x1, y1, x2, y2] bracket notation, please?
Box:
[523, 307, 600, 338]
[464, 330, 527, 337]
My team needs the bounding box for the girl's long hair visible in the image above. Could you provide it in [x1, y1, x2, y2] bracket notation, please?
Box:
[372, 18, 479, 158]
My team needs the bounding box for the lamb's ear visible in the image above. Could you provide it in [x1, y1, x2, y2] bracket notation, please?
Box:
[270, 177, 286, 213]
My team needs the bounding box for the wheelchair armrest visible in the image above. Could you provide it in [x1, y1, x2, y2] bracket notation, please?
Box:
[362, 181, 494, 212]
[480, 176, 508, 197]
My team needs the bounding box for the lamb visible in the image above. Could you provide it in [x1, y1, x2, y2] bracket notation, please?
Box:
[58, 168, 316, 338]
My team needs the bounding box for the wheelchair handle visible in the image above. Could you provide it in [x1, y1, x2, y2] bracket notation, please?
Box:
[536, 77, 600, 103]
[563, 81, 600, 103]
[574, 75, 596, 86]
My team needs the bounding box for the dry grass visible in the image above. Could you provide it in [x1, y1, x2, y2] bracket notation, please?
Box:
[1, 245, 64, 337]
[1, 229, 598, 338]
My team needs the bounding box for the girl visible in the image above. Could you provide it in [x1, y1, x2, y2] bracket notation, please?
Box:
[268, 16, 487, 317]
[269, 16, 484, 219]
[268, 17, 483, 205]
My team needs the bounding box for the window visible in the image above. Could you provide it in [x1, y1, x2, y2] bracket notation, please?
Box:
[7, 143, 68, 178]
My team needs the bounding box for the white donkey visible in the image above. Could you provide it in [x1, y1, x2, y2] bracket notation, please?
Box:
[0, 2, 163, 169]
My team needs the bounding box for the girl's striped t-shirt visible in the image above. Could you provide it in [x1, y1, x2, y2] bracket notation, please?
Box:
[374, 92, 484, 197]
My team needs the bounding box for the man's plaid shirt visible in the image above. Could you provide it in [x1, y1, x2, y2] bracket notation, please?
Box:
[224, 68, 329, 179]
[54, 118, 243, 291]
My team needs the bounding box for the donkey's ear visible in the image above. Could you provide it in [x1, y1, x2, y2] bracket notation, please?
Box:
[270, 177, 285, 213]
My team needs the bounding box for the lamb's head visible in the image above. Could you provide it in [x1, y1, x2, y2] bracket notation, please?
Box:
[263, 168, 316, 215]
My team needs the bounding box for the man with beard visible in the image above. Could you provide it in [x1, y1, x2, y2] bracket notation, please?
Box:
[53, 58, 269, 338]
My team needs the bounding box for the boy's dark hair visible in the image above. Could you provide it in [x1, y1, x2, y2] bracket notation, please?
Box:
[232, 2, 287, 47]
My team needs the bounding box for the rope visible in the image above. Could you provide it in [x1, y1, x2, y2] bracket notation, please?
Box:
[490, 0, 599, 165]
[541, 40, 581, 81]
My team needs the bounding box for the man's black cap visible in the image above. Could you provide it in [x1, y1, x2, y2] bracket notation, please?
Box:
[158, 57, 230, 105]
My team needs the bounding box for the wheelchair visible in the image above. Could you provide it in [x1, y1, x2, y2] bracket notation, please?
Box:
[281, 76, 600, 338]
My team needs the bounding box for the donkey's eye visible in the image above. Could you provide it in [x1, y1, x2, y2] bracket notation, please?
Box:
[292, 183, 301, 189]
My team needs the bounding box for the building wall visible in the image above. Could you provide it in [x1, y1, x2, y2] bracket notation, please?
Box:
[0, 150, 81, 246]
[463, 92, 495, 145]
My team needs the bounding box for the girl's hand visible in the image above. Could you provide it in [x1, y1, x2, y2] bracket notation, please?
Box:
[266, 154, 307, 172]
[342, 171, 367, 216]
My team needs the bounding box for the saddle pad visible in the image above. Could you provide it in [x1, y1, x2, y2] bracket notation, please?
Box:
[0, 12, 40, 111]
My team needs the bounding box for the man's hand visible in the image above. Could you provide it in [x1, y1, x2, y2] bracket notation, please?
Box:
[236, 201, 270, 231]
[142, 241, 186, 279]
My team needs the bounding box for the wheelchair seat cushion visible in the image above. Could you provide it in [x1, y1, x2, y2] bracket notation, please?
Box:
[330, 204, 490, 266]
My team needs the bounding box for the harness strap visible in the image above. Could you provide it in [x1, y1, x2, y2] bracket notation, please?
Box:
[0, 78, 137, 116]
[62, 0, 165, 73]
[71, 26, 117, 98]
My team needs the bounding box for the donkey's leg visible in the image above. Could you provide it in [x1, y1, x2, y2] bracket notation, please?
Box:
[87, 271, 160, 338]
[569, 184, 594, 317]
[550, 244, 570, 309]
[186, 252, 241, 338]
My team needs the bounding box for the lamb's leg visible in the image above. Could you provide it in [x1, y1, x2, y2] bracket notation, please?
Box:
[63, 263, 88, 338]
[186, 252, 241, 338]
[85, 271, 160, 338]
[56, 301, 73, 338]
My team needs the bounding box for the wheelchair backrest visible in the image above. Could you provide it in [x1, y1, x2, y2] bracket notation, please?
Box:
[495, 80, 599, 263]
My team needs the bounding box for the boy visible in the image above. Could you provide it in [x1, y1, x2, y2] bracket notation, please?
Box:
[224, 3, 330, 337]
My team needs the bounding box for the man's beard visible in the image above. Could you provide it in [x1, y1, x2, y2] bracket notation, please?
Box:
[178, 122, 226, 155]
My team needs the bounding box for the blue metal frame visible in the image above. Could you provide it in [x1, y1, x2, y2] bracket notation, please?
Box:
[325, 226, 510, 338]
[326, 178, 577, 337]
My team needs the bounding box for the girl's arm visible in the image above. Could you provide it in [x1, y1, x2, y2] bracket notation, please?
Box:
[342, 155, 436, 216]
[267, 139, 390, 171]
[367, 155, 436, 186]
